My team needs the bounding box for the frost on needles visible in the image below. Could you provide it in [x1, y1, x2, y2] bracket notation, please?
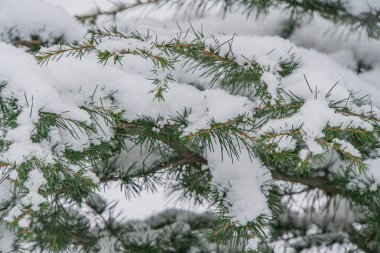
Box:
[1, 0, 380, 252]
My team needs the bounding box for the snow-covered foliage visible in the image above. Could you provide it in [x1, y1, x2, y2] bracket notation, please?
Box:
[0, 0, 380, 252]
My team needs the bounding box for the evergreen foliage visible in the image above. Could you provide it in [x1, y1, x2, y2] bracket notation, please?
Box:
[0, 0, 380, 252]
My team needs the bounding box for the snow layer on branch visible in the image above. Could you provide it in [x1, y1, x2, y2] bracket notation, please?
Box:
[2, 25, 378, 225]
[0, 42, 104, 164]
[1, 2, 380, 246]
[203, 34, 380, 103]
[23, 169, 47, 211]
[45, 55, 253, 129]
[0, 37, 254, 163]
[102, 3, 380, 105]
[0, 0, 85, 42]
[104, 29, 380, 106]
[365, 159, 380, 187]
[260, 99, 371, 156]
[0, 39, 256, 223]
[208, 145, 271, 224]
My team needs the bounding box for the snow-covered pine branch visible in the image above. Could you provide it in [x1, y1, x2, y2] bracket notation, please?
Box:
[0, 0, 380, 252]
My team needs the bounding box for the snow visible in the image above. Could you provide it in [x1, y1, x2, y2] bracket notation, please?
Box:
[23, 169, 47, 210]
[208, 145, 271, 224]
[289, 16, 380, 89]
[0, 42, 106, 164]
[0, 37, 259, 226]
[0, 225, 15, 253]
[332, 138, 361, 158]
[246, 238, 260, 251]
[260, 98, 372, 158]
[261, 71, 280, 100]
[184, 89, 253, 134]
[0, 0, 380, 252]
[365, 159, 380, 186]
[0, 8, 377, 223]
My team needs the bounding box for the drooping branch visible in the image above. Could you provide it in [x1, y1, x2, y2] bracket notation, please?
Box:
[270, 171, 341, 196]
[119, 121, 208, 165]
[118, 121, 345, 199]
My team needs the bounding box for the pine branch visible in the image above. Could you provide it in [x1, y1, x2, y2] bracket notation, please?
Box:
[119, 121, 208, 165]
[76, 0, 160, 24]
[277, 0, 380, 38]
[15, 8, 380, 251]
[165, 0, 380, 38]
[118, 117, 379, 204]
[271, 171, 340, 195]
[118, 118, 378, 217]
[76, 0, 380, 38]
